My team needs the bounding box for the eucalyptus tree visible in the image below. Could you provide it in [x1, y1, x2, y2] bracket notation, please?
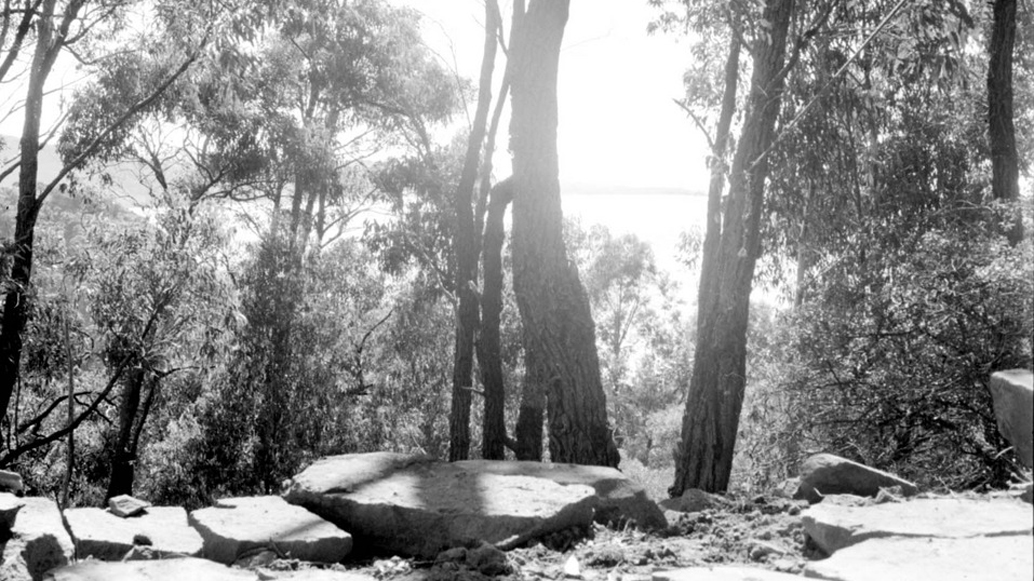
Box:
[508, 0, 619, 467]
[0, 0, 253, 443]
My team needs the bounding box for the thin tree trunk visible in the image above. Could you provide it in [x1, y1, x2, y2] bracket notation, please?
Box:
[672, 0, 794, 495]
[105, 367, 144, 501]
[478, 178, 513, 459]
[0, 0, 68, 422]
[988, 0, 1022, 245]
[449, 0, 500, 461]
[509, 0, 618, 467]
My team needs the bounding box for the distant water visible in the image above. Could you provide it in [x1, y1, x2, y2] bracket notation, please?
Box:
[561, 188, 708, 276]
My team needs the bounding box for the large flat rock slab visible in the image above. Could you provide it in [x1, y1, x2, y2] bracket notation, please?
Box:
[455, 460, 666, 530]
[0, 497, 74, 581]
[803, 535, 1034, 581]
[794, 453, 917, 504]
[284, 452, 596, 558]
[189, 496, 352, 564]
[802, 497, 1034, 553]
[63, 506, 203, 560]
[654, 566, 804, 580]
[990, 369, 1034, 468]
[42, 557, 258, 581]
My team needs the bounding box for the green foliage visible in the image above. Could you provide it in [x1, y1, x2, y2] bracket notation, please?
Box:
[786, 227, 1032, 490]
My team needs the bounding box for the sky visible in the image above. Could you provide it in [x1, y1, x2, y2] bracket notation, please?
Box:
[409, 1, 710, 275]
[411, 0, 710, 193]
[1, 1, 710, 274]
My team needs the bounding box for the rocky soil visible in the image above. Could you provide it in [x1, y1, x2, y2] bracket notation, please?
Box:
[236, 492, 815, 581]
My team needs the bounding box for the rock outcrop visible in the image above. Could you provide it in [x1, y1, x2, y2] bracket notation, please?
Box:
[794, 453, 917, 504]
[42, 557, 258, 581]
[802, 496, 1033, 554]
[189, 496, 352, 564]
[804, 535, 1032, 581]
[989, 369, 1034, 469]
[0, 497, 74, 581]
[802, 496, 1034, 581]
[455, 460, 666, 530]
[1, 492, 25, 532]
[284, 452, 597, 558]
[63, 506, 203, 560]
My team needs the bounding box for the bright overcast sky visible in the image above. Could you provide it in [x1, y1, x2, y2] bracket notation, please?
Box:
[410, 0, 710, 193]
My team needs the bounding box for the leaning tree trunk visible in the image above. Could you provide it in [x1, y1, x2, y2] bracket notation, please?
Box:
[671, 0, 794, 495]
[509, 0, 619, 467]
[987, 0, 1022, 246]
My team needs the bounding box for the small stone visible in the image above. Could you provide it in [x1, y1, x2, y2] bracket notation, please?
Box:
[434, 547, 467, 564]
[795, 454, 918, 504]
[467, 543, 510, 576]
[121, 546, 159, 561]
[563, 555, 581, 578]
[108, 495, 151, 518]
[0, 469, 24, 494]
[234, 549, 278, 569]
[0, 492, 25, 533]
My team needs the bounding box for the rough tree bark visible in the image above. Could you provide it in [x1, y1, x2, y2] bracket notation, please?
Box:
[449, 0, 501, 461]
[671, 0, 794, 495]
[509, 0, 619, 467]
[987, 0, 1022, 246]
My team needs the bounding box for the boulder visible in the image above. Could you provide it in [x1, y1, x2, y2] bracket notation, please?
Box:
[189, 496, 352, 564]
[284, 452, 596, 558]
[989, 369, 1034, 469]
[455, 460, 667, 530]
[0, 469, 24, 494]
[794, 453, 917, 504]
[801, 497, 1034, 554]
[63, 506, 203, 560]
[659, 489, 730, 513]
[0, 497, 74, 581]
[106, 495, 151, 518]
[803, 535, 1034, 581]
[42, 557, 258, 581]
[1, 492, 25, 532]
[652, 565, 803, 580]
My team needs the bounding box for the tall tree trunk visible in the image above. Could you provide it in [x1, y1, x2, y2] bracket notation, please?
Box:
[509, 0, 618, 467]
[0, 0, 72, 422]
[449, 0, 501, 461]
[672, 0, 794, 495]
[987, 0, 1022, 246]
[478, 179, 513, 460]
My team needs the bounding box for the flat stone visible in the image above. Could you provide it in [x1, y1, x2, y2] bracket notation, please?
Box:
[107, 495, 151, 518]
[284, 452, 596, 558]
[0, 497, 74, 581]
[189, 496, 351, 564]
[42, 557, 258, 581]
[990, 369, 1034, 469]
[653, 565, 804, 580]
[1, 492, 25, 532]
[803, 535, 1034, 581]
[63, 506, 203, 560]
[802, 497, 1034, 553]
[794, 453, 917, 504]
[456, 460, 667, 530]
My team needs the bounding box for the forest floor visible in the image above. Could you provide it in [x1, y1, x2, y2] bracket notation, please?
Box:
[252, 490, 816, 581]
